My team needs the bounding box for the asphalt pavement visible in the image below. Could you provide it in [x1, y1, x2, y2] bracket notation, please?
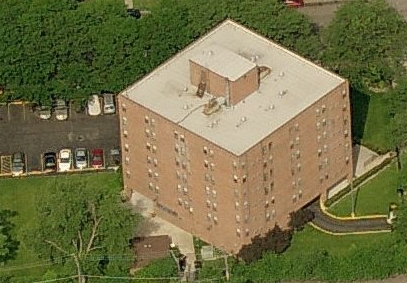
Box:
[0, 102, 119, 172]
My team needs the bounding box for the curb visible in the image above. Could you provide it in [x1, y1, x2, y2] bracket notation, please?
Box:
[319, 198, 387, 221]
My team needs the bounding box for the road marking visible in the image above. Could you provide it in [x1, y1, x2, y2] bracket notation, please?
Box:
[7, 104, 10, 121]
[23, 103, 26, 121]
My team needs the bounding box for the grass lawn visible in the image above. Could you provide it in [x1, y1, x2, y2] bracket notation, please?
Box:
[328, 159, 403, 217]
[352, 90, 393, 153]
[285, 225, 392, 256]
[0, 172, 119, 280]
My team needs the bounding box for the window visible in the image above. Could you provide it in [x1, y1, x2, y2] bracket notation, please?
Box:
[152, 145, 157, 153]
[232, 161, 238, 169]
[207, 213, 212, 220]
[242, 175, 247, 183]
[144, 116, 149, 123]
[122, 117, 128, 125]
[203, 146, 208, 154]
[146, 143, 151, 150]
[212, 203, 217, 211]
[205, 186, 210, 195]
[155, 186, 160, 193]
[263, 173, 268, 181]
[233, 175, 238, 183]
[204, 160, 209, 168]
[183, 187, 188, 194]
[123, 130, 128, 137]
[263, 161, 267, 168]
[174, 131, 179, 139]
[318, 148, 322, 156]
[175, 158, 180, 166]
[209, 149, 214, 156]
[212, 190, 217, 198]
[213, 216, 218, 224]
[153, 159, 158, 167]
[206, 200, 211, 208]
[322, 118, 326, 126]
[271, 196, 275, 204]
[177, 184, 182, 192]
[125, 157, 130, 164]
[145, 129, 150, 137]
[180, 134, 185, 142]
[148, 169, 153, 177]
[210, 163, 215, 171]
[262, 146, 267, 155]
[124, 144, 129, 151]
[154, 172, 159, 178]
[268, 142, 273, 150]
[147, 156, 152, 163]
[151, 118, 156, 126]
[235, 215, 240, 223]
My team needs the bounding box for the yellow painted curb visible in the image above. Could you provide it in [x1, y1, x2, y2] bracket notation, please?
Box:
[320, 198, 387, 220]
[309, 222, 391, 236]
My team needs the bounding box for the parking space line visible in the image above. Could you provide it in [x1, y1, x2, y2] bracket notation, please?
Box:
[40, 153, 43, 171]
[25, 153, 28, 175]
[23, 103, 26, 121]
[7, 104, 10, 121]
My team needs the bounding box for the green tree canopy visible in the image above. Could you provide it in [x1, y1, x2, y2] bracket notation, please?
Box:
[322, 0, 407, 89]
[0, 0, 321, 104]
[0, 209, 19, 264]
[26, 179, 140, 279]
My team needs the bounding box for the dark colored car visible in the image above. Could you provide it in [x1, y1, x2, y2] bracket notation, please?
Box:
[91, 149, 104, 168]
[11, 152, 25, 176]
[43, 152, 57, 171]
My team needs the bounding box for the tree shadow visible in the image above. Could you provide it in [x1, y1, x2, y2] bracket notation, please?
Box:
[350, 87, 370, 144]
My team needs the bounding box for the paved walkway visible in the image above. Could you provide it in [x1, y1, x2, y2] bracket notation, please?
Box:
[309, 202, 391, 234]
[130, 192, 196, 277]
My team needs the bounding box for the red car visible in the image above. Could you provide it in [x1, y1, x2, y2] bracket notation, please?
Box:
[91, 149, 104, 168]
[283, 0, 304, 7]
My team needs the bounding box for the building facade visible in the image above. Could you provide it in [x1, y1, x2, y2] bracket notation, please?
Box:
[118, 20, 353, 253]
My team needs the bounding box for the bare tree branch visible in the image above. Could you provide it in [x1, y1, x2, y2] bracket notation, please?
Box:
[86, 203, 103, 254]
[78, 230, 83, 256]
[44, 240, 70, 256]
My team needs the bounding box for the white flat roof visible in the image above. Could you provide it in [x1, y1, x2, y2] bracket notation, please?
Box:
[121, 20, 345, 156]
[189, 44, 256, 81]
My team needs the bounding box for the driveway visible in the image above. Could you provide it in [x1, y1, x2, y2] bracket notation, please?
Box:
[0, 102, 119, 172]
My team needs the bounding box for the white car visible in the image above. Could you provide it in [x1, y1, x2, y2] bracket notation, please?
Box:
[58, 149, 72, 172]
[87, 95, 101, 116]
[54, 99, 68, 121]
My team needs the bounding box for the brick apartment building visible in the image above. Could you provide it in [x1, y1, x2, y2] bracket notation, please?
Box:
[118, 20, 353, 253]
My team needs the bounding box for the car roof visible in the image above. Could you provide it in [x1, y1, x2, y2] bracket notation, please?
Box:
[92, 148, 103, 154]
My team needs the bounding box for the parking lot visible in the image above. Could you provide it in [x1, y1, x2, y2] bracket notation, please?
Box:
[0, 102, 120, 175]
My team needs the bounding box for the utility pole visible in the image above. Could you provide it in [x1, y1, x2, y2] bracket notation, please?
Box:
[350, 178, 355, 217]
[223, 255, 230, 281]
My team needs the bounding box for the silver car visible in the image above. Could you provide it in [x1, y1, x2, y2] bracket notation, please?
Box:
[74, 148, 88, 169]
[103, 93, 116, 114]
[11, 152, 25, 176]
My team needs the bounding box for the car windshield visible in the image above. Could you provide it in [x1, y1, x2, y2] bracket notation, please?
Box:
[77, 155, 86, 161]
[61, 157, 70, 163]
[45, 157, 55, 166]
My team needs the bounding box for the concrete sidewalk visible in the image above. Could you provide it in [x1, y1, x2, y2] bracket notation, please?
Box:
[130, 191, 196, 276]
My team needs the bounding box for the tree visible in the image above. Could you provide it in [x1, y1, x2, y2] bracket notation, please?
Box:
[388, 79, 407, 149]
[26, 179, 140, 281]
[0, 209, 19, 264]
[288, 208, 314, 231]
[237, 225, 293, 263]
[322, 0, 407, 89]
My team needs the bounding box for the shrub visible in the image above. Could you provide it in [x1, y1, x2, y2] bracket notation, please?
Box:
[288, 208, 315, 231]
[237, 225, 293, 263]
